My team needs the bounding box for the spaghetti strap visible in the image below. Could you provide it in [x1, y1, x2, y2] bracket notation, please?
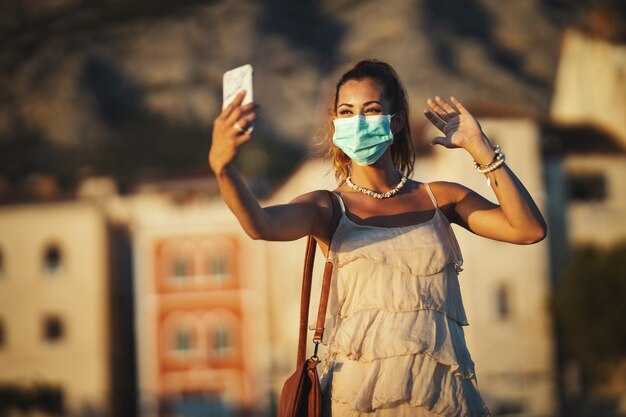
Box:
[331, 191, 346, 213]
[424, 183, 439, 209]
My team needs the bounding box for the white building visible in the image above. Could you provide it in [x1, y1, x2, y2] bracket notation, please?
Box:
[0, 201, 115, 416]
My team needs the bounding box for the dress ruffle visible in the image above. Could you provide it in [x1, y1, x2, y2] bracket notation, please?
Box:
[322, 353, 490, 417]
[323, 309, 475, 378]
[326, 261, 469, 328]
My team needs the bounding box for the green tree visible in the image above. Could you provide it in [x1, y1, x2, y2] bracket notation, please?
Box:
[552, 241, 626, 379]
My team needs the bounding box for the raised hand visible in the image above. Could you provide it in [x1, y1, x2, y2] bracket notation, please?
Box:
[423, 96, 485, 150]
[209, 91, 257, 175]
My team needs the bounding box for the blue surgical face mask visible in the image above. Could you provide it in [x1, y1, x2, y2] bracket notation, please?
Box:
[332, 114, 394, 166]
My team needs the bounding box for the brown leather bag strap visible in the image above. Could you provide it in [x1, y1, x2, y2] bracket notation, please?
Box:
[296, 190, 340, 365]
[296, 235, 317, 365]
[313, 261, 334, 343]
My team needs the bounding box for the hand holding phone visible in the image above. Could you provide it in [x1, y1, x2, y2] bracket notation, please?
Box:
[210, 66, 257, 175]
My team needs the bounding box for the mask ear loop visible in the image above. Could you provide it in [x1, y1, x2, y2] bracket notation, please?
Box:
[388, 113, 398, 144]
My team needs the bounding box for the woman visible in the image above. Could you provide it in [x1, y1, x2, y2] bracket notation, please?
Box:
[209, 60, 547, 416]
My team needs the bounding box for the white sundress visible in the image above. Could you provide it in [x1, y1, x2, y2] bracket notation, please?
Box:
[320, 183, 491, 417]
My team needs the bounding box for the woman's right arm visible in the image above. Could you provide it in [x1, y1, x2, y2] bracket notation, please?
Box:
[208, 92, 332, 243]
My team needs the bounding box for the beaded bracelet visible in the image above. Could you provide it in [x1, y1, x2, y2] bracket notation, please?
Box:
[473, 145, 504, 171]
[473, 145, 506, 187]
[477, 155, 506, 174]
[473, 147, 498, 169]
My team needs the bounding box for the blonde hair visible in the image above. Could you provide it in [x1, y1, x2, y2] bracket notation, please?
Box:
[320, 60, 416, 184]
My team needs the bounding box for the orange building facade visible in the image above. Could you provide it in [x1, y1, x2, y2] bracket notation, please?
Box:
[130, 197, 270, 417]
[154, 234, 243, 394]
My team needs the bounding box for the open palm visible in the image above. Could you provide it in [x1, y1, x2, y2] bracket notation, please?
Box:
[423, 96, 484, 149]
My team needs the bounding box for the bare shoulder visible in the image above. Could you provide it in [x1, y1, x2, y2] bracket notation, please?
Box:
[288, 189, 338, 247]
[426, 181, 472, 206]
[289, 189, 336, 209]
[427, 180, 501, 229]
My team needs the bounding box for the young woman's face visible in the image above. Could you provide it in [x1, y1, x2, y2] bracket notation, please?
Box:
[336, 78, 391, 119]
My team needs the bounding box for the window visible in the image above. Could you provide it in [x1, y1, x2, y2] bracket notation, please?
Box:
[43, 244, 62, 274]
[162, 240, 195, 283]
[213, 254, 227, 275]
[173, 257, 187, 279]
[211, 324, 235, 356]
[214, 325, 230, 355]
[174, 327, 191, 352]
[199, 239, 237, 286]
[43, 316, 64, 342]
[203, 311, 238, 359]
[496, 284, 510, 320]
[210, 254, 229, 285]
[163, 313, 199, 358]
[567, 173, 607, 202]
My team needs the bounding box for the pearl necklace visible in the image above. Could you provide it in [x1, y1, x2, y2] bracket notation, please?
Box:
[345, 172, 408, 199]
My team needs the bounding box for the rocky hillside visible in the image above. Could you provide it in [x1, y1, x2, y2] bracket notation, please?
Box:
[0, 0, 623, 200]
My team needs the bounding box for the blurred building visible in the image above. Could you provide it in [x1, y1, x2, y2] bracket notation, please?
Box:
[123, 186, 271, 417]
[551, 29, 626, 147]
[0, 202, 116, 416]
[549, 29, 626, 247]
[546, 28, 626, 415]
[0, 180, 272, 417]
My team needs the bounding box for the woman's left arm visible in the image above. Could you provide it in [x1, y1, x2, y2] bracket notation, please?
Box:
[424, 96, 547, 245]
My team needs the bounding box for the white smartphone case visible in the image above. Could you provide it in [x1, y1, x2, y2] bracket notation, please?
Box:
[222, 64, 254, 110]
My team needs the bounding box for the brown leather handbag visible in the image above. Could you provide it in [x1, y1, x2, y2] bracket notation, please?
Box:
[277, 191, 340, 417]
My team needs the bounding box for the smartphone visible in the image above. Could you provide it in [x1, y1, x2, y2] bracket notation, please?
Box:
[222, 64, 254, 110]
